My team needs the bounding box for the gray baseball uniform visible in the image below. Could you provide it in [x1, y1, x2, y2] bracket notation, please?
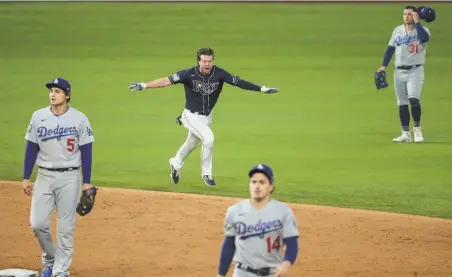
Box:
[224, 199, 299, 277]
[389, 24, 430, 105]
[25, 106, 95, 276]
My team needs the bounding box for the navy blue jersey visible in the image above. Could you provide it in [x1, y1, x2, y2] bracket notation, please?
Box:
[168, 65, 240, 115]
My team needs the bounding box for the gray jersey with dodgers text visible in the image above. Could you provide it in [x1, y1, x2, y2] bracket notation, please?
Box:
[224, 199, 299, 269]
[389, 24, 430, 66]
[25, 106, 95, 168]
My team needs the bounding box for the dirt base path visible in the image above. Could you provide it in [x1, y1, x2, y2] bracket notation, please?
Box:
[1, 181, 451, 277]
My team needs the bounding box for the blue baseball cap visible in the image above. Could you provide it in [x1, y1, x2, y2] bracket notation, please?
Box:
[248, 163, 274, 184]
[45, 77, 71, 93]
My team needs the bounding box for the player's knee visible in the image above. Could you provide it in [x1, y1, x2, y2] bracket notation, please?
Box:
[203, 135, 214, 147]
[57, 222, 75, 236]
[187, 137, 200, 148]
[30, 218, 50, 231]
[409, 98, 420, 107]
[399, 105, 409, 112]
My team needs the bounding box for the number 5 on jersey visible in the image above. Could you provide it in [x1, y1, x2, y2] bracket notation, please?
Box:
[266, 235, 281, 253]
[67, 138, 75, 152]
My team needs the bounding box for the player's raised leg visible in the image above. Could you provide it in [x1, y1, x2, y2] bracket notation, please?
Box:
[393, 70, 411, 143]
[169, 130, 200, 184]
[407, 66, 425, 142]
[30, 170, 57, 276]
[52, 170, 82, 277]
[179, 109, 216, 186]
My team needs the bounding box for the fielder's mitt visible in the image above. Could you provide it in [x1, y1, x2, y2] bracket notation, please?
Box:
[76, 186, 98, 216]
[375, 70, 388, 90]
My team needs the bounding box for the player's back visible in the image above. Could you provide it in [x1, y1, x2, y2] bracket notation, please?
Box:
[26, 106, 92, 169]
[227, 199, 298, 269]
[391, 24, 430, 66]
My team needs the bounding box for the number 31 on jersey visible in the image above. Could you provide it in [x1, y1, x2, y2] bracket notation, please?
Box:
[409, 43, 419, 54]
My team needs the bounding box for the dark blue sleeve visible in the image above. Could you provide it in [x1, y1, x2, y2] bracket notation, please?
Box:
[381, 46, 396, 67]
[283, 236, 299, 265]
[218, 236, 236, 276]
[23, 140, 39, 179]
[168, 69, 189, 85]
[80, 143, 93, 184]
[415, 23, 430, 42]
[221, 69, 261, 92]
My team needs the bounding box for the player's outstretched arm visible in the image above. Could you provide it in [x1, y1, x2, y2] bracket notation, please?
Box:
[217, 236, 236, 277]
[222, 71, 279, 94]
[128, 77, 172, 92]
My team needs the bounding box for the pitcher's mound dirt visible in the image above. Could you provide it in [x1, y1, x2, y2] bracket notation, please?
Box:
[1, 181, 451, 277]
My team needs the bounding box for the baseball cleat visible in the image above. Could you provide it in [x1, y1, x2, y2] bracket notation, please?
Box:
[169, 159, 180, 184]
[41, 266, 52, 277]
[413, 127, 424, 143]
[202, 175, 216, 187]
[392, 131, 411, 143]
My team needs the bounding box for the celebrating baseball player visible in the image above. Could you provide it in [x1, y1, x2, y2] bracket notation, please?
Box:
[216, 164, 299, 277]
[376, 5, 435, 143]
[22, 77, 98, 277]
[129, 47, 279, 187]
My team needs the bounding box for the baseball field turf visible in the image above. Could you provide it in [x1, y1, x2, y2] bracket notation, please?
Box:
[1, 2, 451, 219]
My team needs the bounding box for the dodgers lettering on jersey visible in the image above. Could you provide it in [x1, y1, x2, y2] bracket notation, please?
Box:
[37, 125, 78, 142]
[25, 107, 95, 168]
[168, 65, 240, 115]
[389, 24, 430, 66]
[224, 199, 299, 269]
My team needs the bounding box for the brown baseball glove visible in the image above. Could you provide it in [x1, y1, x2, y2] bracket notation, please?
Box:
[76, 186, 98, 216]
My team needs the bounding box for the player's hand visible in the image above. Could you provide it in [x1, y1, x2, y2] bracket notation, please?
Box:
[22, 179, 33, 196]
[377, 66, 386, 72]
[274, 261, 292, 277]
[128, 82, 147, 92]
[82, 183, 93, 190]
[411, 11, 420, 23]
[261, 85, 279, 94]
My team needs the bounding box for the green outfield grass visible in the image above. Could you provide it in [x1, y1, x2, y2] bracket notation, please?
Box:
[1, 2, 451, 218]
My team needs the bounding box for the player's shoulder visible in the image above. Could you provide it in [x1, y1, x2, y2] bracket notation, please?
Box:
[180, 67, 196, 74]
[67, 106, 84, 115]
[270, 199, 294, 212]
[422, 24, 430, 32]
[67, 107, 90, 119]
[31, 106, 51, 118]
[174, 67, 196, 79]
[213, 65, 227, 74]
[393, 24, 404, 32]
[228, 199, 248, 209]
[226, 199, 249, 214]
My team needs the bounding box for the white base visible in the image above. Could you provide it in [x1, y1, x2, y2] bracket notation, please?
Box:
[0, 269, 39, 277]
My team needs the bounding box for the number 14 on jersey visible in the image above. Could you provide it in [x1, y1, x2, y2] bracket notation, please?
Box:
[266, 235, 281, 253]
